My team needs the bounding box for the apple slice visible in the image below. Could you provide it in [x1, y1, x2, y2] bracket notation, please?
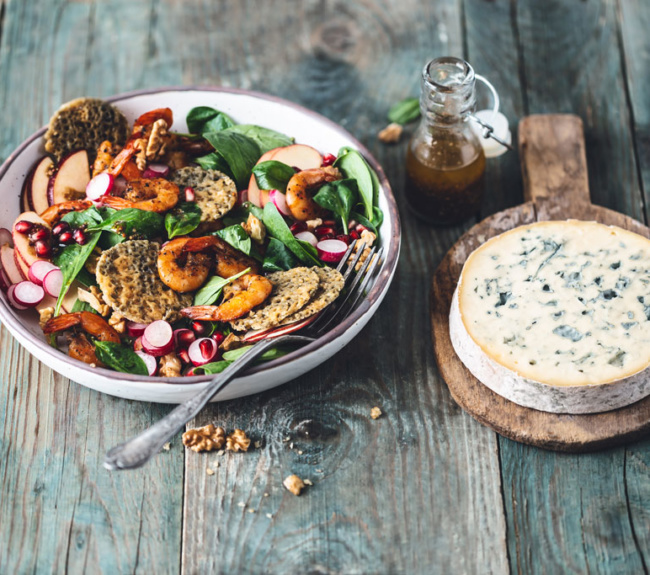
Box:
[14, 250, 29, 280]
[13, 212, 51, 273]
[23, 156, 55, 214]
[247, 144, 323, 207]
[47, 149, 90, 205]
[0, 245, 24, 284]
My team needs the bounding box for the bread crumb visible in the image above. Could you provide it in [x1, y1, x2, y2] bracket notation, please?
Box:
[254, 440, 262, 449]
[247, 508, 255, 514]
[206, 468, 215, 476]
[237, 502, 246, 508]
[162, 442, 171, 451]
[297, 450, 303, 455]
[303, 479, 313, 486]
[371, 406, 382, 419]
[266, 513, 273, 519]
[283, 474, 305, 496]
[263, 492, 269, 497]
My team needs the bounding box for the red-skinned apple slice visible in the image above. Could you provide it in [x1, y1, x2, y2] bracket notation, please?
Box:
[13, 212, 51, 273]
[0, 245, 23, 284]
[23, 156, 55, 214]
[47, 149, 91, 205]
[247, 145, 324, 208]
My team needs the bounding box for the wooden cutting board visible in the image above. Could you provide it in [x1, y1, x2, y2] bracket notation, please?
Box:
[431, 114, 650, 452]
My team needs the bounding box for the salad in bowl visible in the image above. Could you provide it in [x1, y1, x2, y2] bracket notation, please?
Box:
[0, 93, 392, 390]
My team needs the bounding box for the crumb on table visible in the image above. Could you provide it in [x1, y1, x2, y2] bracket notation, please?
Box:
[283, 474, 306, 496]
[371, 406, 382, 419]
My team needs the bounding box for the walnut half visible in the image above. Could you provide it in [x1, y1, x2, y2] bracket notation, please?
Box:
[226, 429, 251, 452]
[182, 424, 226, 452]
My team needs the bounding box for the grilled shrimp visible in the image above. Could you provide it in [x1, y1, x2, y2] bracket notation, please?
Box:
[157, 237, 213, 293]
[285, 167, 340, 221]
[43, 311, 121, 366]
[40, 200, 93, 226]
[182, 236, 260, 277]
[93, 141, 116, 176]
[180, 274, 272, 322]
[101, 178, 180, 213]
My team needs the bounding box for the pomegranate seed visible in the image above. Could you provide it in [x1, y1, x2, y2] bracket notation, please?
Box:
[185, 187, 196, 202]
[14, 220, 33, 234]
[336, 234, 350, 245]
[30, 227, 49, 242]
[178, 349, 190, 364]
[59, 231, 73, 244]
[52, 222, 70, 236]
[199, 339, 214, 360]
[290, 222, 307, 234]
[350, 230, 360, 240]
[315, 225, 336, 238]
[322, 153, 336, 167]
[73, 229, 87, 245]
[192, 321, 206, 336]
[322, 220, 337, 227]
[212, 332, 225, 346]
[34, 240, 51, 258]
[185, 368, 196, 376]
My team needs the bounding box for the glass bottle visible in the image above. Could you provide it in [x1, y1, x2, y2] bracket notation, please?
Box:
[405, 57, 486, 225]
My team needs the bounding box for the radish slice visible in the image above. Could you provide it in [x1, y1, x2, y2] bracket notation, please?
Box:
[143, 164, 170, 179]
[42, 268, 63, 297]
[0, 228, 13, 247]
[316, 238, 348, 263]
[126, 321, 148, 338]
[12, 280, 44, 307]
[144, 320, 173, 348]
[188, 337, 217, 366]
[174, 328, 196, 350]
[269, 189, 291, 216]
[7, 284, 28, 309]
[294, 231, 318, 248]
[28, 260, 58, 286]
[141, 336, 174, 357]
[86, 172, 114, 201]
[136, 351, 158, 376]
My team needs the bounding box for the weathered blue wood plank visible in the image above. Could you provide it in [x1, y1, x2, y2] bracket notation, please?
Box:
[0, 1, 184, 573]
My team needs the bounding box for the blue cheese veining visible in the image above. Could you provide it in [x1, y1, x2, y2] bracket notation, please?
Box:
[450, 220, 650, 414]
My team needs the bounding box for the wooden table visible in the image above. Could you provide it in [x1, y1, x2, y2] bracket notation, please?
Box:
[1, 1, 649, 573]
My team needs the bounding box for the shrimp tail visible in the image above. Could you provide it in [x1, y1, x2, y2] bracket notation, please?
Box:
[43, 313, 82, 334]
[180, 306, 222, 321]
[100, 196, 132, 210]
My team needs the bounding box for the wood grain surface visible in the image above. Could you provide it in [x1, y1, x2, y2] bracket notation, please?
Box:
[0, 1, 649, 574]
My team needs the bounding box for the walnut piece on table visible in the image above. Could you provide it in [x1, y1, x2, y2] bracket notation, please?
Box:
[182, 424, 226, 452]
[378, 122, 403, 144]
[283, 474, 306, 496]
[226, 429, 251, 452]
[370, 406, 382, 419]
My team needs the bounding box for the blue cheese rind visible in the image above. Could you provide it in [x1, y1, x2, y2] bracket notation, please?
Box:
[451, 220, 650, 414]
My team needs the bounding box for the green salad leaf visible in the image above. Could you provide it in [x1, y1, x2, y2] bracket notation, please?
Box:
[87, 208, 164, 238]
[388, 97, 420, 125]
[164, 202, 202, 239]
[71, 298, 99, 314]
[187, 106, 236, 134]
[263, 237, 299, 272]
[334, 148, 375, 221]
[252, 160, 295, 192]
[61, 206, 104, 228]
[262, 202, 322, 266]
[216, 224, 251, 255]
[94, 341, 149, 375]
[191, 360, 231, 375]
[313, 178, 358, 233]
[350, 208, 384, 236]
[195, 152, 234, 179]
[203, 130, 261, 189]
[221, 345, 288, 362]
[227, 125, 293, 154]
[193, 267, 251, 306]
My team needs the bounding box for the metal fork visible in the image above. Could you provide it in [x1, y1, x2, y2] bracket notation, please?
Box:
[104, 240, 384, 470]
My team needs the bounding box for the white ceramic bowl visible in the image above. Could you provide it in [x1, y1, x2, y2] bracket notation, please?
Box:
[0, 87, 400, 403]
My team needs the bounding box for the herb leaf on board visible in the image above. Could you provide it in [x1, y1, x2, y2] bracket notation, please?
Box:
[388, 97, 421, 125]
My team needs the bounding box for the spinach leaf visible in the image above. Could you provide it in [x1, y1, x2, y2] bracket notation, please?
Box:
[241, 201, 265, 221]
[71, 298, 99, 314]
[75, 267, 98, 288]
[313, 178, 358, 233]
[52, 233, 101, 315]
[191, 360, 230, 375]
[263, 237, 299, 272]
[215, 224, 251, 255]
[193, 267, 251, 306]
[203, 131, 261, 189]
[98, 231, 125, 249]
[187, 106, 235, 134]
[222, 345, 288, 362]
[164, 202, 202, 239]
[335, 148, 375, 221]
[252, 160, 295, 192]
[388, 97, 420, 125]
[195, 152, 235, 179]
[87, 208, 164, 239]
[94, 341, 149, 375]
[227, 125, 293, 154]
[61, 206, 104, 228]
[350, 210, 380, 236]
[262, 202, 322, 266]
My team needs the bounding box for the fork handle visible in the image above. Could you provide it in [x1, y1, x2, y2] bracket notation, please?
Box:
[103, 335, 311, 471]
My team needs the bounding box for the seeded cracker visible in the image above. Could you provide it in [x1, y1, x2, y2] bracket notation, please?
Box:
[230, 268, 319, 331]
[96, 240, 192, 324]
[44, 98, 129, 162]
[171, 167, 237, 223]
[281, 267, 344, 325]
